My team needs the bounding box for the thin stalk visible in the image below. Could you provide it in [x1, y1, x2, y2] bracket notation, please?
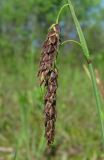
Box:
[56, 4, 69, 24]
[67, 0, 90, 59]
[67, 0, 104, 147]
[88, 63, 104, 144]
[61, 39, 81, 47]
[55, 0, 104, 147]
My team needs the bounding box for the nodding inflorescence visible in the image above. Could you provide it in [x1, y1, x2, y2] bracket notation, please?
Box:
[38, 24, 61, 145]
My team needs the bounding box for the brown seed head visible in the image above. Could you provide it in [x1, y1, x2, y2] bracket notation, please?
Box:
[38, 24, 60, 145]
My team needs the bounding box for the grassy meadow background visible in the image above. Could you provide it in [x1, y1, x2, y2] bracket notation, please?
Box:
[0, 0, 104, 159]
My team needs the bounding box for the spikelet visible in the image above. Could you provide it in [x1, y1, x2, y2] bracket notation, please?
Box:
[38, 24, 60, 145]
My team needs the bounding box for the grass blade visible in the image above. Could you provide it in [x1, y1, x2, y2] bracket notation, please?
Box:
[67, 0, 90, 60]
[67, 0, 104, 147]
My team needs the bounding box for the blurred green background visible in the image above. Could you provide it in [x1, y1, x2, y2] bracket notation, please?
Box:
[0, 0, 104, 159]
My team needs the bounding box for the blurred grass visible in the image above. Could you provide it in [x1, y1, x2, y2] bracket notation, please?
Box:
[0, 52, 104, 160]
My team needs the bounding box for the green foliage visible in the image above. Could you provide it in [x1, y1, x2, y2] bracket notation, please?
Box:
[0, 0, 104, 56]
[0, 54, 104, 159]
[0, 0, 104, 159]
[67, 0, 104, 147]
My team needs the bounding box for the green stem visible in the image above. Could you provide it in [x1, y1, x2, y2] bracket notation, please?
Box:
[56, 0, 104, 148]
[67, 0, 90, 60]
[67, 0, 104, 147]
[56, 4, 69, 24]
[61, 39, 81, 47]
[88, 63, 104, 145]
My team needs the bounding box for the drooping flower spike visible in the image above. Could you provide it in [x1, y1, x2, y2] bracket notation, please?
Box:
[38, 24, 61, 145]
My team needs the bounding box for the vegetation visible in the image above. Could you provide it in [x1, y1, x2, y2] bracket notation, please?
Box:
[0, 0, 104, 159]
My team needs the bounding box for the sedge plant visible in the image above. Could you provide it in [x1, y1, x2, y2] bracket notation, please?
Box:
[38, 0, 104, 149]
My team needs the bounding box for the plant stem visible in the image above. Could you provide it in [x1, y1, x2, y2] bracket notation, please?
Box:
[67, 0, 90, 59]
[66, 0, 104, 147]
[61, 39, 81, 47]
[56, 4, 69, 24]
[55, 0, 104, 147]
[88, 63, 104, 145]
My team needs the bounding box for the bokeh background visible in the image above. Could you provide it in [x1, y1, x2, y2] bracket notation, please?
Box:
[0, 0, 104, 159]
